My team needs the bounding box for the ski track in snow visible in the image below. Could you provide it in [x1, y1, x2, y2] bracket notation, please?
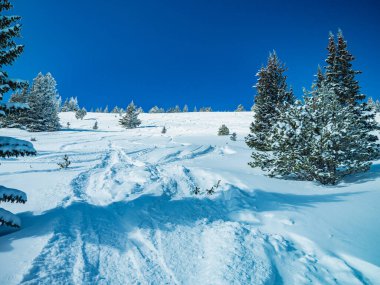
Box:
[1, 112, 379, 285]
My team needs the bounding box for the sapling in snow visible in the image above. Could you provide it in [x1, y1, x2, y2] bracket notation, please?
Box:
[230, 132, 237, 141]
[120, 101, 141, 129]
[58, 155, 71, 169]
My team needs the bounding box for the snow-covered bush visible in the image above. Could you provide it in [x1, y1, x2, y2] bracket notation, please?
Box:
[218, 124, 230, 136]
[93, 121, 98, 130]
[161, 126, 167, 134]
[120, 101, 141, 129]
[235, 104, 245, 112]
[230, 132, 237, 141]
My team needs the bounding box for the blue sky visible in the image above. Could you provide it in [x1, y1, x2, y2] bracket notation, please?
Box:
[8, 0, 380, 110]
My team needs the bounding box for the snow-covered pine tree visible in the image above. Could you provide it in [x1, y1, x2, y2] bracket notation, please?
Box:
[111, 106, 119, 113]
[375, 99, 380, 113]
[0, 0, 36, 228]
[230, 132, 237, 141]
[67, 97, 79, 112]
[104, 105, 109, 113]
[93, 121, 98, 130]
[119, 101, 141, 129]
[61, 98, 69, 112]
[75, 107, 87, 120]
[246, 51, 295, 151]
[218, 124, 229, 136]
[149, 106, 164, 113]
[26, 72, 61, 132]
[183, 104, 188, 112]
[137, 106, 144, 114]
[235, 104, 245, 112]
[0, 85, 29, 128]
[253, 85, 379, 185]
[193, 106, 197, 112]
[324, 30, 378, 148]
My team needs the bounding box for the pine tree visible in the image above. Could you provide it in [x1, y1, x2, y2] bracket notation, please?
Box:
[324, 30, 378, 146]
[75, 107, 87, 120]
[0, 85, 29, 128]
[252, 85, 379, 185]
[183, 104, 188, 112]
[161, 126, 167, 134]
[0, 0, 36, 228]
[218, 124, 229, 136]
[67, 97, 79, 112]
[119, 101, 141, 129]
[103, 105, 109, 113]
[0, 0, 27, 100]
[246, 51, 295, 151]
[230, 132, 237, 141]
[26, 72, 61, 132]
[193, 106, 197, 112]
[61, 98, 69, 112]
[111, 106, 119, 113]
[149, 106, 164, 113]
[93, 121, 98, 130]
[235, 104, 245, 112]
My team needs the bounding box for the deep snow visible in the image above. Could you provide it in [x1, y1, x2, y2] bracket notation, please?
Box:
[0, 111, 379, 284]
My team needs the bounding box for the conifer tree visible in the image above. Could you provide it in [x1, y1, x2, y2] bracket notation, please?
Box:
[75, 107, 87, 120]
[0, 0, 36, 228]
[252, 85, 379, 185]
[218, 124, 230, 136]
[104, 105, 109, 113]
[119, 101, 141, 129]
[26, 72, 61, 131]
[183, 104, 188, 112]
[235, 104, 245, 112]
[246, 51, 295, 151]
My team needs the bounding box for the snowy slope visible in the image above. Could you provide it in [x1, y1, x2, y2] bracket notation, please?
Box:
[0, 111, 379, 285]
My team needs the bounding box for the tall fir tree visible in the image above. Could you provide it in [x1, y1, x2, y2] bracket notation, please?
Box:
[246, 51, 295, 151]
[26, 72, 61, 132]
[119, 101, 141, 129]
[0, 0, 36, 228]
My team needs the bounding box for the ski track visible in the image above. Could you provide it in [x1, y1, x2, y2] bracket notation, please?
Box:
[16, 137, 374, 285]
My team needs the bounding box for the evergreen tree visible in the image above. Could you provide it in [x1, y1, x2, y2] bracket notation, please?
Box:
[0, 0, 27, 100]
[323, 30, 378, 145]
[246, 51, 295, 151]
[235, 104, 245, 112]
[0, 86, 29, 128]
[93, 121, 98, 130]
[0, 0, 36, 228]
[111, 106, 119, 113]
[61, 98, 69, 112]
[26, 72, 61, 132]
[251, 85, 379, 185]
[193, 106, 197, 112]
[75, 107, 87, 120]
[119, 101, 141, 129]
[161, 126, 167, 134]
[218, 124, 230, 136]
[103, 105, 109, 113]
[67, 97, 79, 111]
[230, 132, 237, 141]
[149, 106, 164, 113]
[183, 104, 188, 112]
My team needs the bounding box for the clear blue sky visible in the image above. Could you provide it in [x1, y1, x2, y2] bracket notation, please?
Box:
[9, 0, 380, 111]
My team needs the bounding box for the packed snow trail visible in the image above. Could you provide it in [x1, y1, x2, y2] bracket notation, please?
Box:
[1, 112, 380, 284]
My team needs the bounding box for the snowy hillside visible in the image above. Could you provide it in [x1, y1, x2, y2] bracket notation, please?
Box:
[0, 112, 379, 284]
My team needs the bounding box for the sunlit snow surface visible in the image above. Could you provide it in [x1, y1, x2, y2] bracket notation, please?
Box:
[0, 112, 379, 284]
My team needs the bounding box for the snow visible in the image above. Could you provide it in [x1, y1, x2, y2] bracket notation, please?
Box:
[0, 111, 379, 284]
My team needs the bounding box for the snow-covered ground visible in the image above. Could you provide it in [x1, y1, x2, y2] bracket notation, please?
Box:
[0, 112, 379, 285]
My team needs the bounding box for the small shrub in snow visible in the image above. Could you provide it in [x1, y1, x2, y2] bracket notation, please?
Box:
[58, 155, 71, 169]
[93, 121, 98, 130]
[206, 180, 221, 195]
[30, 137, 37, 142]
[218, 124, 230, 136]
[192, 187, 201, 195]
[230, 132, 237, 141]
[161, 126, 167, 134]
[66, 122, 70, 129]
